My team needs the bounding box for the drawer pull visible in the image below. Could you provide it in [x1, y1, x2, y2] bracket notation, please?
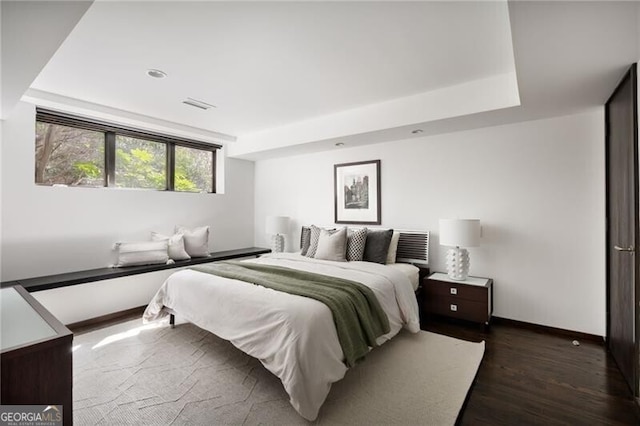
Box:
[450, 287, 457, 295]
[450, 304, 458, 312]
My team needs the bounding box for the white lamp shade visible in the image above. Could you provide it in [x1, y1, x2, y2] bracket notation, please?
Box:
[266, 216, 290, 235]
[439, 219, 481, 247]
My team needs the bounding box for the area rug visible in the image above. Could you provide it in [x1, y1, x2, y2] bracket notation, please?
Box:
[73, 319, 485, 425]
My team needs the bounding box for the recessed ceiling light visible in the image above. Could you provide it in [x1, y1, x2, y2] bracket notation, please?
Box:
[412, 129, 424, 134]
[146, 69, 167, 79]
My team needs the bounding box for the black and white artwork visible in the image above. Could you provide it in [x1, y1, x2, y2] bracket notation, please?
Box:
[334, 160, 381, 224]
[344, 173, 369, 209]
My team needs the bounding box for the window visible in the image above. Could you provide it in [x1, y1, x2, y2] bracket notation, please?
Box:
[175, 145, 214, 193]
[35, 109, 220, 193]
[35, 122, 105, 187]
[115, 136, 166, 190]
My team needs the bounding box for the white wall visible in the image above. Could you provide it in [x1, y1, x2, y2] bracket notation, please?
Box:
[254, 109, 606, 335]
[1, 101, 255, 282]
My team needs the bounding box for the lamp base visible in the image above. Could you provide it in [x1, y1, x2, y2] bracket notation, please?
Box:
[271, 234, 284, 253]
[445, 247, 470, 280]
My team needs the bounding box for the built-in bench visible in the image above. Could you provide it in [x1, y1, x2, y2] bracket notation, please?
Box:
[0, 247, 271, 293]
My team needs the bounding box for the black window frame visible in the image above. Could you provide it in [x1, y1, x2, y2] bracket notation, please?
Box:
[36, 108, 220, 193]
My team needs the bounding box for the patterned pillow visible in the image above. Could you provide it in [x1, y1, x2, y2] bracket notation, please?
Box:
[346, 228, 368, 261]
[305, 225, 323, 258]
[300, 227, 312, 255]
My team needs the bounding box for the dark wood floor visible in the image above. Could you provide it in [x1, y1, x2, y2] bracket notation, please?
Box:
[422, 318, 639, 425]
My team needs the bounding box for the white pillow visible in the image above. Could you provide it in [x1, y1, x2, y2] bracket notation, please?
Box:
[151, 232, 190, 261]
[175, 225, 210, 257]
[114, 241, 169, 267]
[314, 227, 347, 262]
[386, 231, 401, 264]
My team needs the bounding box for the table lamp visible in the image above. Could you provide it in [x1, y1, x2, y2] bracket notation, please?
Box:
[439, 219, 481, 280]
[266, 216, 289, 253]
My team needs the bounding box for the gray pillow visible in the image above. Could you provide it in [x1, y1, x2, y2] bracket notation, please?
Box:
[363, 229, 394, 264]
[315, 227, 347, 261]
[306, 226, 337, 258]
[346, 228, 368, 261]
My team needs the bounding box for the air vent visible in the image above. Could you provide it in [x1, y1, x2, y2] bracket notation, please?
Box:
[182, 97, 216, 110]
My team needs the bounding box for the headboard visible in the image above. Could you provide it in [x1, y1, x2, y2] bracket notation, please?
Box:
[300, 226, 429, 265]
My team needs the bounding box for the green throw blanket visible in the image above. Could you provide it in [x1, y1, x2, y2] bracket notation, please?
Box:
[192, 261, 390, 367]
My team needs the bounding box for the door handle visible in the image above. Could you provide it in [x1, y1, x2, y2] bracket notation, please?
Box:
[614, 245, 635, 252]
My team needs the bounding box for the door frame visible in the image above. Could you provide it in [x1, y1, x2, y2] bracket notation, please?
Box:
[605, 63, 639, 398]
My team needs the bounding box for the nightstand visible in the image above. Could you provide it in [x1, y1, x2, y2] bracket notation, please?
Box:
[424, 272, 493, 327]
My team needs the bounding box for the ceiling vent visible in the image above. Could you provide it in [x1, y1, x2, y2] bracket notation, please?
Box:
[182, 97, 216, 110]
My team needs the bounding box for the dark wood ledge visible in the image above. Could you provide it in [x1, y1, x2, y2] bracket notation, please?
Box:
[0, 247, 271, 293]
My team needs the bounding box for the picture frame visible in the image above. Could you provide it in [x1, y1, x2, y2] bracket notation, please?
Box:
[334, 159, 381, 225]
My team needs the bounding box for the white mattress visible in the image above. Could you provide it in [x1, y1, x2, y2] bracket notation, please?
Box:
[388, 262, 420, 291]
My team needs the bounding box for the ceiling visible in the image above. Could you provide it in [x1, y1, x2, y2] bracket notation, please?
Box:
[0, 0, 92, 119]
[21, 1, 640, 159]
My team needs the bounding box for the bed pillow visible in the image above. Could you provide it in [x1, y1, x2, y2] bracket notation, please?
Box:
[175, 225, 210, 257]
[346, 227, 368, 261]
[363, 229, 394, 264]
[151, 232, 191, 261]
[305, 225, 322, 258]
[386, 231, 401, 264]
[300, 227, 312, 256]
[314, 227, 348, 261]
[114, 240, 169, 267]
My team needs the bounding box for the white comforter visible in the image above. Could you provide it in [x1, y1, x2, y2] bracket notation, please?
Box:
[143, 253, 420, 420]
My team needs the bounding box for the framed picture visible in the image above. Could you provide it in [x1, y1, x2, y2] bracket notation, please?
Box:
[334, 159, 381, 225]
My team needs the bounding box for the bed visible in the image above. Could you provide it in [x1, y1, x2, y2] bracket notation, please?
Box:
[143, 228, 429, 420]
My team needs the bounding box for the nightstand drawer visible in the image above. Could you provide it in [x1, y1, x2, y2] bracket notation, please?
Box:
[425, 278, 487, 302]
[425, 296, 489, 323]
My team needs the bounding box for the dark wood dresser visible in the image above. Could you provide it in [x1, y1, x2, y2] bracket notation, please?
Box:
[1, 285, 73, 425]
[424, 272, 493, 327]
